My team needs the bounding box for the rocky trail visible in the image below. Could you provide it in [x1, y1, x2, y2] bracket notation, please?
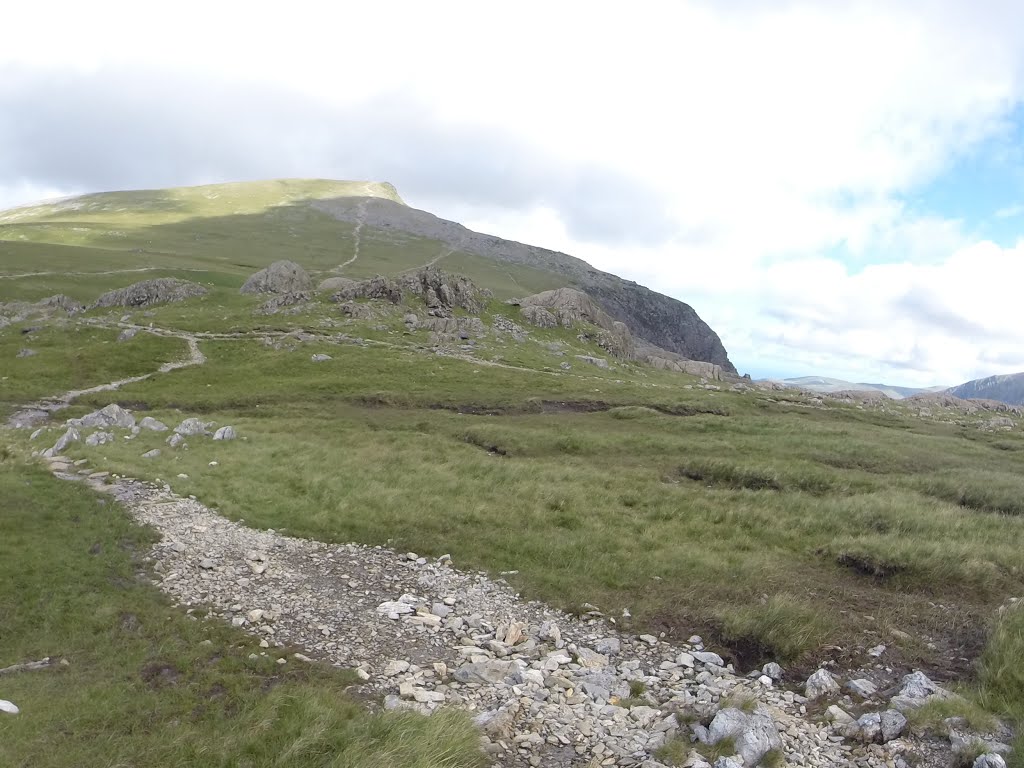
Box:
[9, 400, 1010, 768]
[336, 198, 369, 271]
[7, 330, 206, 430]
[0, 267, 210, 280]
[2, 266, 1014, 767]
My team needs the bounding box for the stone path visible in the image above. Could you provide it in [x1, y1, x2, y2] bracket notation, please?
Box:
[31, 447, 958, 768]
[4, 317, 1007, 767]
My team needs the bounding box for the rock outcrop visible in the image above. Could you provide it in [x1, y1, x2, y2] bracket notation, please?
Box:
[514, 288, 634, 359]
[515, 287, 725, 378]
[94, 278, 208, 308]
[317, 276, 358, 293]
[329, 275, 404, 304]
[947, 372, 1024, 407]
[240, 260, 312, 295]
[329, 268, 489, 318]
[313, 196, 735, 371]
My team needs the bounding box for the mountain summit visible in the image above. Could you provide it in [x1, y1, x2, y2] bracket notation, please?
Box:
[0, 179, 734, 372]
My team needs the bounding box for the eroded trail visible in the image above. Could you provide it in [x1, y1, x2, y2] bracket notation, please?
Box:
[17, 439, 943, 768]
[0, 267, 210, 280]
[6, 330, 205, 429]
[337, 198, 369, 271]
[37, 463, 848, 768]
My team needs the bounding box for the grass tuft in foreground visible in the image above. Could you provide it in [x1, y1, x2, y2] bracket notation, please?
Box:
[0, 457, 484, 768]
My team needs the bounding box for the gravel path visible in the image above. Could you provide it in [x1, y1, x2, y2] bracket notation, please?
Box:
[33, 450, 945, 768]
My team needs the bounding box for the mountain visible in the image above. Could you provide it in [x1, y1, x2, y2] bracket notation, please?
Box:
[947, 372, 1024, 405]
[0, 179, 734, 372]
[775, 376, 944, 399]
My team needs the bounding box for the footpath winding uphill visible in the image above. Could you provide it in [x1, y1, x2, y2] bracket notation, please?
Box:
[4, 334, 1011, 768]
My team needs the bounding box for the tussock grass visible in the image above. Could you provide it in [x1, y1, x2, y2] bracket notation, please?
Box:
[915, 471, 1024, 516]
[907, 695, 999, 734]
[718, 596, 833, 663]
[59, 377, 1024, 666]
[652, 734, 691, 765]
[0, 460, 484, 767]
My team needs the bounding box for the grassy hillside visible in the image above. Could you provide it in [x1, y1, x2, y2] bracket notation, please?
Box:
[4, 180, 1024, 762]
[0, 179, 567, 304]
[0, 456, 483, 768]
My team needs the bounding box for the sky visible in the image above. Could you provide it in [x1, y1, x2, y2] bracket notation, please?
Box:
[3, 0, 1024, 386]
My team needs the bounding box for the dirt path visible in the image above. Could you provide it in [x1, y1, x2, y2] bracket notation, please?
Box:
[0, 267, 210, 280]
[29, 453, 927, 768]
[6, 330, 205, 429]
[337, 199, 369, 271]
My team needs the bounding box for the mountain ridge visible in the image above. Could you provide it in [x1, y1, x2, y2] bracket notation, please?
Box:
[312, 194, 736, 372]
[946, 371, 1024, 405]
[0, 178, 735, 373]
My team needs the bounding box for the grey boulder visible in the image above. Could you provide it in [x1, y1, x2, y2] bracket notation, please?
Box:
[805, 668, 840, 699]
[452, 660, 520, 685]
[240, 260, 312, 295]
[52, 427, 80, 454]
[975, 755, 1008, 768]
[139, 416, 168, 431]
[68, 404, 136, 429]
[85, 431, 114, 447]
[174, 418, 213, 436]
[213, 426, 237, 441]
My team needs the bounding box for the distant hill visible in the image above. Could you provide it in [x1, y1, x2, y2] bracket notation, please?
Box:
[947, 372, 1024, 405]
[775, 376, 944, 400]
[0, 179, 735, 372]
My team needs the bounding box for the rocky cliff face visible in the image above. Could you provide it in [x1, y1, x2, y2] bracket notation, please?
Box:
[312, 197, 736, 373]
[947, 372, 1024, 406]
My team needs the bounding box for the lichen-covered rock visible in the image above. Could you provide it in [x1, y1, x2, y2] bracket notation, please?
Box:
[240, 260, 312, 295]
[805, 668, 840, 699]
[68, 404, 136, 429]
[213, 426, 237, 441]
[174, 418, 213, 436]
[399, 268, 488, 315]
[85, 431, 114, 446]
[256, 291, 311, 314]
[37, 294, 84, 313]
[517, 287, 609, 329]
[52, 427, 80, 454]
[317, 276, 358, 293]
[330, 275, 403, 304]
[521, 305, 558, 328]
[94, 278, 207, 308]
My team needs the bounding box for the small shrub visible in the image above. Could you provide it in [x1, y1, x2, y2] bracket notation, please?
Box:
[718, 594, 833, 662]
[629, 680, 647, 697]
[720, 693, 757, 713]
[652, 734, 691, 765]
[908, 696, 997, 734]
[695, 736, 737, 762]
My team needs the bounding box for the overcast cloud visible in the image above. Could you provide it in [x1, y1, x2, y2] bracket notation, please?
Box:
[3, 0, 1024, 386]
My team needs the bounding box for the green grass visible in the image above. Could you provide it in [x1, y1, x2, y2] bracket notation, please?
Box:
[52, 342, 1024, 665]
[6, 179, 1024, 754]
[0, 325, 187, 418]
[0, 455, 484, 768]
[652, 734, 691, 765]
